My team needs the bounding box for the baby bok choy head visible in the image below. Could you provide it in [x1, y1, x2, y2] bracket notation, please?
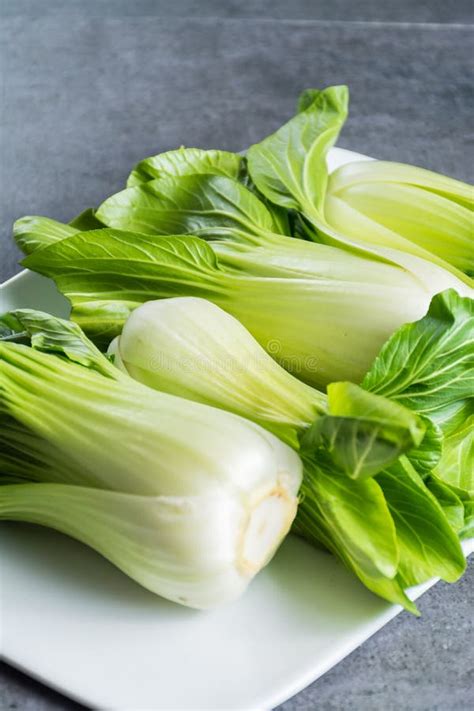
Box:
[0, 310, 302, 608]
[247, 85, 474, 279]
[107, 294, 470, 613]
[17, 216, 470, 388]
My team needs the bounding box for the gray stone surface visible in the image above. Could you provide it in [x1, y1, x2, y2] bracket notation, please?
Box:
[1, 0, 474, 23]
[0, 5, 473, 711]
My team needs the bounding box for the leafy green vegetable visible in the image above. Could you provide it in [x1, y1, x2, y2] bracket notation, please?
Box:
[22, 221, 468, 387]
[109, 295, 466, 610]
[247, 85, 348, 216]
[296, 457, 399, 580]
[247, 85, 473, 283]
[362, 290, 474, 435]
[425, 475, 465, 533]
[301, 381, 425, 480]
[433, 414, 473, 494]
[14, 216, 78, 255]
[430, 414, 474, 538]
[362, 290, 474, 535]
[127, 147, 246, 188]
[0, 313, 302, 608]
[377, 458, 466, 587]
[5, 82, 472, 617]
[0, 308, 116, 377]
[96, 173, 275, 240]
[69, 208, 105, 231]
[294, 459, 417, 613]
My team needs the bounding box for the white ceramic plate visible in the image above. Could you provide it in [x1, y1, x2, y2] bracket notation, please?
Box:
[1, 148, 472, 711]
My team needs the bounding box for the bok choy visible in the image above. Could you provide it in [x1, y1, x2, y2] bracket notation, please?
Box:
[247, 85, 474, 278]
[17, 219, 470, 387]
[0, 311, 302, 608]
[107, 293, 470, 611]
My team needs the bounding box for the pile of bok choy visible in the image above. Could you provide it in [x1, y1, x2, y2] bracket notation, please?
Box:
[107, 293, 472, 611]
[2, 84, 472, 611]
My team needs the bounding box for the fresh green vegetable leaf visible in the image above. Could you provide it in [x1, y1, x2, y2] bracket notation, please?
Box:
[296, 457, 399, 580]
[460, 502, 474, 539]
[247, 85, 348, 215]
[362, 290, 474, 435]
[14, 216, 78, 256]
[0, 313, 29, 342]
[127, 147, 246, 187]
[295, 458, 417, 612]
[69, 208, 105, 231]
[429, 414, 473, 536]
[0, 309, 118, 378]
[425, 475, 465, 533]
[23, 230, 221, 346]
[248, 85, 472, 283]
[377, 457, 466, 586]
[433, 414, 474, 494]
[300, 382, 425, 480]
[96, 174, 274, 241]
[296, 88, 323, 114]
[405, 417, 443, 478]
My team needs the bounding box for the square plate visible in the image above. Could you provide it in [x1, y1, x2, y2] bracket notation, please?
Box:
[1, 148, 472, 711]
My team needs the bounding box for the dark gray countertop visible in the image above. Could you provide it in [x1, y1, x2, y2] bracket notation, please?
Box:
[1, 2, 473, 710]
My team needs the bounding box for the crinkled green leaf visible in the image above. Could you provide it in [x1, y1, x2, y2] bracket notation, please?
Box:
[377, 457, 466, 586]
[96, 174, 274, 241]
[431, 413, 474, 536]
[433, 413, 474, 494]
[127, 147, 246, 187]
[362, 290, 474, 435]
[405, 417, 443, 478]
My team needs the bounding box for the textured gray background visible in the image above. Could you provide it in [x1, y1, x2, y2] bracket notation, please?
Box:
[1, 2, 473, 710]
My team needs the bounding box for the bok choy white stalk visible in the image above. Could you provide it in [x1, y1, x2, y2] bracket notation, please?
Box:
[326, 160, 474, 276]
[0, 311, 302, 608]
[107, 294, 470, 611]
